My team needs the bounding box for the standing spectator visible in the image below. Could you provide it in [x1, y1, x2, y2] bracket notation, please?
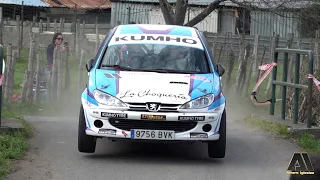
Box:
[45, 33, 68, 87]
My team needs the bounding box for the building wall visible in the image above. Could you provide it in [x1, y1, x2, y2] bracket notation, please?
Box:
[250, 11, 300, 39]
[111, 2, 219, 33]
[148, 6, 218, 33]
[218, 8, 237, 35]
[48, 7, 111, 24]
[111, 2, 153, 27]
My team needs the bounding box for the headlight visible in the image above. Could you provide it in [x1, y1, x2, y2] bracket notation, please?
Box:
[180, 94, 214, 109]
[93, 90, 127, 107]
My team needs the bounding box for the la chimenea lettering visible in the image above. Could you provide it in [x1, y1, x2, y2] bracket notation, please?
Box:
[119, 90, 187, 100]
[115, 35, 197, 45]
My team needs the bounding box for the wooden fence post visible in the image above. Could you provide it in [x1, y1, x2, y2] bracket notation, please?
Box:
[39, 19, 43, 33]
[64, 42, 70, 90]
[95, 17, 100, 54]
[20, 70, 29, 102]
[244, 34, 260, 95]
[34, 52, 41, 103]
[16, 15, 21, 59]
[59, 18, 63, 33]
[26, 33, 36, 102]
[0, 7, 3, 45]
[8, 50, 17, 102]
[53, 19, 57, 32]
[82, 20, 85, 38]
[313, 30, 319, 73]
[50, 45, 59, 101]
[4, 44, 12, 101]
[265, 34, 279, 96]
[76, 19, 80, 59]
[78, 49, 84, 99]
[46, 17, 50, 31]
[57, 46, 63, 100]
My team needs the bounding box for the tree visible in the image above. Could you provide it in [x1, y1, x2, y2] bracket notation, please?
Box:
[158, 0, 230, 27]
[158, 0, 320, 29]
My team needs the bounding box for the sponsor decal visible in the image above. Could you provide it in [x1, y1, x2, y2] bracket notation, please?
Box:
[208, 116, 215, 120]
[178, 116, 205, 121]
[122, 130, 128, 137]
[104, 73, 121, 79]
[93, 111, 99, 114]
[118, 90, 188, 100]
[101, 112, 128, 118]
[84, 100, 93, 107]
[114, 35, 198, 45]
[141, 114, 166, 120]
[185, 74, 212, 83]
[101, 84, 110, 89]
[98, 129, 116, 135]
[197, 88, 207, 94]
[108, 34, 203, 50]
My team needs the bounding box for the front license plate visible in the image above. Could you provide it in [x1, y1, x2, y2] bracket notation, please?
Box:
[141, 114, 166, 120]
[130, 129, 175, 140]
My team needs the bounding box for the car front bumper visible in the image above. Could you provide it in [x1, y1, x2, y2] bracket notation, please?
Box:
[82, 100, 225, 142]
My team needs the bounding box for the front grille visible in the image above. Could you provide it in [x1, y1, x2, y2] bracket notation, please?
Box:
[127, 103, 180, 113]
[109, 119, 197, 133]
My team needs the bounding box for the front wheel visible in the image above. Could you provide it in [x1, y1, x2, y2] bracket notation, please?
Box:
[78, 105, 97, 153]
[208, 109, 226, 158]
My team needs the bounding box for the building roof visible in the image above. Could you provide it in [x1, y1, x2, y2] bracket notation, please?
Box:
[42, 0, 111, 9]
[111, 0, 318, 8]
[0, 0, 51, 6]
[110, 0, 235, 6]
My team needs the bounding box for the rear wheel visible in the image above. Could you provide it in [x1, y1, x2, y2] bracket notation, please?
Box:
[208, 109, 226, 158]
[78, 105, 97, 153]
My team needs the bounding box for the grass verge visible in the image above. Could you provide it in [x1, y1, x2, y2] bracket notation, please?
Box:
[0, 110, 34, 180]
[244, 114, 320, 153]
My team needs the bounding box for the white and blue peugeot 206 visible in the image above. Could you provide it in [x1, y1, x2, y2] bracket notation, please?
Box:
[78, 24, 227, 158]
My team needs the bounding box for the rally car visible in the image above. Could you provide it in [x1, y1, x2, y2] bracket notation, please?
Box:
[78, 24, 227, 158]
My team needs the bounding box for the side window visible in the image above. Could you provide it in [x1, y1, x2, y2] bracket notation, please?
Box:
[199, 32, 216, 70]
[95, 28, 117, 68]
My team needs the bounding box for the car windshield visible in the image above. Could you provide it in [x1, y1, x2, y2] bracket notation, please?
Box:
[100, 42, 211, 74]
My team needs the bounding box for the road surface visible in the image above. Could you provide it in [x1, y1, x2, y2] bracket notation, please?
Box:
[6, 106, 301, 180]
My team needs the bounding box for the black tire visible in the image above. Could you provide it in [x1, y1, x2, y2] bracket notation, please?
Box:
[78, 105, 97, 153]
[208, 109, 226, 158]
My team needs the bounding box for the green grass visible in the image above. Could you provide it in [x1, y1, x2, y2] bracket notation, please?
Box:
[244, 114, 320, 153]
[298, 133, 320, 153]
[244, 114, 291, 138]
[0, 110, 34, 180]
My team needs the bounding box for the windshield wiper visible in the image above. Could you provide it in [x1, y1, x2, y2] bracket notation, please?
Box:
[151, 69, 200, 74]
[101, 64, 133, 71]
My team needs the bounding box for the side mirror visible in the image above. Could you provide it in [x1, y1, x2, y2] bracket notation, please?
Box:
[216, 63, 225, 76]
[85, 59, 94, 72]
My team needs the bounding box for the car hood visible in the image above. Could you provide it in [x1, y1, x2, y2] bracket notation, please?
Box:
[94, 69, 220, 104]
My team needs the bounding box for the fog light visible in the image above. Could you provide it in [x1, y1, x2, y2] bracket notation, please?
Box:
[202, 124, 212, 132]
[98, 129, 116, 135]
[94, 120, 103, 128]
[190, 133, 208, 138]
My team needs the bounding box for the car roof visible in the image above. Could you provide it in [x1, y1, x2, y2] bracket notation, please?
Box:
[114, 24, 200, 38]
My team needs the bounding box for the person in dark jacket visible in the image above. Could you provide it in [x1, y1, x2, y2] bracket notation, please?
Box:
[45, 33, 68, 86]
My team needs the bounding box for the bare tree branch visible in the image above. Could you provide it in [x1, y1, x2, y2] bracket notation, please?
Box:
[159, 0, 175, 24]
[174, 0, 188, 25]
[184, 0, 225, 27]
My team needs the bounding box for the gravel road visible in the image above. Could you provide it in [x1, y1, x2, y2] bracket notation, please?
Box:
[5, 106, 301, 180]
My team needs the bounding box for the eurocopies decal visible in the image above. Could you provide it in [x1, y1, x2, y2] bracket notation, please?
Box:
[108, 34, 204, 50]
[118, 90, 188, 101]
